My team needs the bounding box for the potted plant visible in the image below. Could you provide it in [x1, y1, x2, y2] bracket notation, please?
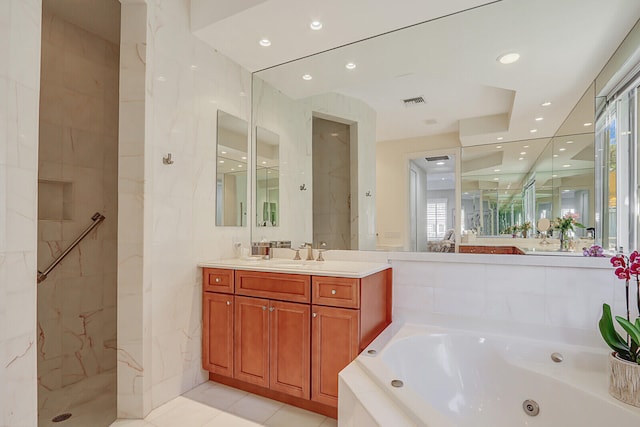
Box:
[520, 221, 531, 239]
[599, 251, 640, 407]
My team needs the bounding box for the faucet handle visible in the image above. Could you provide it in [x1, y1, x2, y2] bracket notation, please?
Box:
[316, 241, 327, 262]
[290, 248, 301, 260]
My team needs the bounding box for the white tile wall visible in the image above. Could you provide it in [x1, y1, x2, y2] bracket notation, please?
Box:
[0, 1, 41, 426]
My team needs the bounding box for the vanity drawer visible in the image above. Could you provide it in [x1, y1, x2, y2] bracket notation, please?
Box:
[312, 276, 360, 309]
[203, 268, 234, 293]
[235, 270, 311, 303]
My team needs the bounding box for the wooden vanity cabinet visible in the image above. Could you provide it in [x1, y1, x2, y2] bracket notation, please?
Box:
[202, 266, 392, 418]
[202, 269, 234, 376]
[233, 295, 311, 398]
[311, 269, 391, 406]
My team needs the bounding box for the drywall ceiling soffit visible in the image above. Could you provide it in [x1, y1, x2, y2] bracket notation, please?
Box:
[191, 0, 497, 72]
[461, 151, 504, 173]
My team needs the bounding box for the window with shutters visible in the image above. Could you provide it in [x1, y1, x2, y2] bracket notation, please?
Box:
[427, 199, 447, 239]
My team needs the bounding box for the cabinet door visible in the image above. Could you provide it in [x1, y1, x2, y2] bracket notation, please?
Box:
[202, 292, 234, 376]
[269, 300, 310, 399]
[311, 305, 359, 406]
[234, 296, 270, 387]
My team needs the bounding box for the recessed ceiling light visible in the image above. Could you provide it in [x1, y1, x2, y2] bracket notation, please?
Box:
[231, 168, 235, 171]
[221, 151, 227, 154]
[441, 178, 445, 181]
[552, 174, 558, 177]
[584, 122, 593, 126]
[267, 171, 271, 174]
[497, 52, 520, 64]
[302, 74, 313, 81]
[530, 129, 538, 133]
[563, 164, 571, 168]
[553, 154, 559, 157]
[497, 137, 504, 141]
[494, 169, 501, 172]
[523, 145, 529, 148]
[436, 161, 445, 165]
[310, 20, 323, 30]
[219, 160, 224, 164]
[190, 64, 198, 70]
[496, 145, 502, 149]
[241, 156, 247, 160]
[535, 117, 544, 121]
[563, 189, 571, 193]
[493, 177, 499, 181]
[238, 164, 243, 167]
[330, 132, 339, 137]
[345, 62, 356, 70]
[157, 76, 166, 82]
[520, 151, 526, 155]
[559, 148, 566, 152]
[261, 161, 267, 165]
[518, 157, 524, 160]
[239, 91, 246, 97]
[259, 39, 271, 47]
[541, 101, 552, 107]
[566, 140, 574, 144]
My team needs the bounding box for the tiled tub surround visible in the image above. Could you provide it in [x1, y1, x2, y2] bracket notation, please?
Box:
[198, 258, 392, 418]
[340, 323, 640, 427]
[37, 7, 119, 425]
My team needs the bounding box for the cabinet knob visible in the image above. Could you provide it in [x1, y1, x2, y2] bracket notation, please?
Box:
[262, 306, 267, 311]
[215, 277, 220, 283]
[226, 301, 231, 306]
[312, 313, 317, 318]
[269, 307, 275, 312]
[331, 289, 336, 295]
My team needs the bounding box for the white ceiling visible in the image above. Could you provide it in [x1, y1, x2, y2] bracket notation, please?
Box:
[193, 0, 640, 146]
[192, 0, 497, 72]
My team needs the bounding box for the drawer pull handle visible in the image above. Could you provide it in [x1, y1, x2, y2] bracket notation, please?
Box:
[331, 289, 336, 295]
[226, 301, 231, 306]
[269, 307, 275, 312]
[215, 277, 220, 283]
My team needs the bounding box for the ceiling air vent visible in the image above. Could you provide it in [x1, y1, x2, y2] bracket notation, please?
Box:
[425, 155, 450, 162]
[403, 96, 426, 107]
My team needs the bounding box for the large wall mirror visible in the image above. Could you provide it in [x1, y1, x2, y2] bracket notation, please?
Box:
[250, 0, 640, 254]
[216, 110, 249, 227]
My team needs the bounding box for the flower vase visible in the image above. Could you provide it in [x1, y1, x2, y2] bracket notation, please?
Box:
[559, 230, 570, 251]
[609, 352, 640, 407]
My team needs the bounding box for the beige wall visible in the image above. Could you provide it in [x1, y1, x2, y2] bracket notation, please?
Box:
[376, 133, 460, 249]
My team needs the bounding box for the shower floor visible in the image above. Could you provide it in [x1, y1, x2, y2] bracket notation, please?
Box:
[38, 369, 116, 427]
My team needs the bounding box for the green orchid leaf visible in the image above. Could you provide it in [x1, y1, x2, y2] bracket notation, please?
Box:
[575, 222, 585, 228]
[600, 304, 630, 354]
[616, 316, 640, 346]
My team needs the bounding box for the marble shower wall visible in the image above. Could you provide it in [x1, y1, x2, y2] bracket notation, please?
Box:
[0, 1, 41, 426]
[117, 0, 252, 417]
[37, 7, 118, 397]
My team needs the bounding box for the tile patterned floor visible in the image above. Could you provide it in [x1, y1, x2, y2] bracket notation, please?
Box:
[110, 382, 338, 427]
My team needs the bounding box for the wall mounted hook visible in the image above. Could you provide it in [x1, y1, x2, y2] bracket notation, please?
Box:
[163, 153, 174, 165]
[300, 184, 307, 191]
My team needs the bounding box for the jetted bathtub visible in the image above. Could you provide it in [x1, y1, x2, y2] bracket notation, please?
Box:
[338, 324, 640, 426]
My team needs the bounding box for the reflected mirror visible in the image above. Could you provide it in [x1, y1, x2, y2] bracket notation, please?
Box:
[256, 127, 280, 227]
[216, 111, 248, 227]
[249, 0, 640, 253]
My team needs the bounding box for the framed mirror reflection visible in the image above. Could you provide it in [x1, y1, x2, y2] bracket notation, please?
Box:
[216, 110, 249, 227]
